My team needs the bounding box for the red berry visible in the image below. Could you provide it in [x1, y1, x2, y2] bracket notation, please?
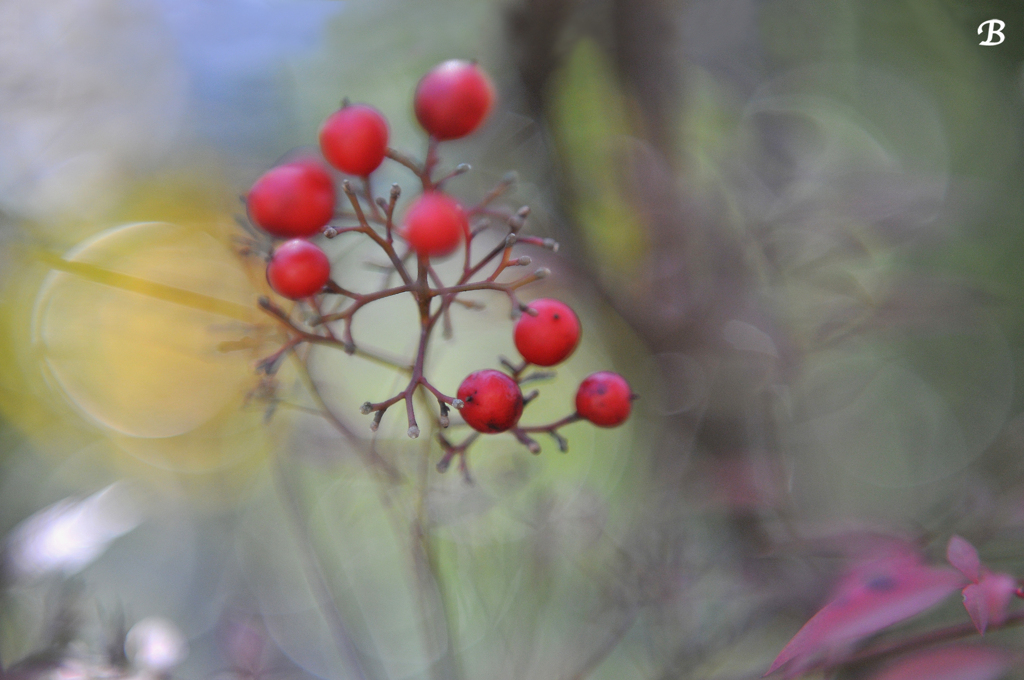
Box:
[575, 372, 633, 427]
[319, 104, 389, 176]
[400, 192, 467, 258]
[457, 370, 524, 433]
[247, 162, 336, 238]
[266, 239, 331, 299]
[514, 298, 581, 366]
[414, 60, 496, 141]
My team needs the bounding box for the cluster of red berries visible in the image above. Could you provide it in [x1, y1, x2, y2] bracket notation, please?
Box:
[247, 60, 495, 290]
[457, 301, 632, 434]
[244, 59, 634, 478]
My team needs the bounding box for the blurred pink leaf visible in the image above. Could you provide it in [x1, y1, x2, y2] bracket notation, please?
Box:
[963, 572, 1018, 634]
[867, 645, 1014, 680]
[947, 536, 982, 583]
[828, 545, 923, 602]
[767, 557, 964, 677]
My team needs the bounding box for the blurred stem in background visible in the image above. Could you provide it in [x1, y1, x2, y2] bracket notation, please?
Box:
[503, 0, 1024, 674]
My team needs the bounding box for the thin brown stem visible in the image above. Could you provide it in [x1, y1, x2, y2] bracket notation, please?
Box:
[433, 269, 548, 298]
[342, 179, 414, 286]
[420, 379, 461, 407]
[425, 264, 454, 338]
[436, 162, 471, 188]
[258, 297, 352, 353]
[512, 428, 541, 453]
[386, 147, 425, 178]
[464, 234, 514, 281]
[363, 175, 382, 222]
[516, 413, 582, 433]
[341, 179, 371, 229]
[383, 182, 400, 244]
[257, 335, 303, 374]
[471, 206, 515, 221]
[324, 279, 359, 298]
[324, 225, 371, 239]
[359, 258, 461, 438]
[513, 413, 581, 453]
[466, 171, 516, 215]
[316, 284, 413, 323]
[259, 296, 411, 372]
[423, 137, 439, 189]
[362, 393, 405, 413]
[436, 432, 479, 480]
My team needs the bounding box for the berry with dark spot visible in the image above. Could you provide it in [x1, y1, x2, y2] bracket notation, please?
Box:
[514, 298, 581, 366]
[575, 372, 633, 427]
[457, 369, 523, 433]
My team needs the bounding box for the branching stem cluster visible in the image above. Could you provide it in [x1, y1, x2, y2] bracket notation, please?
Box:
[254, 144, 573, 470]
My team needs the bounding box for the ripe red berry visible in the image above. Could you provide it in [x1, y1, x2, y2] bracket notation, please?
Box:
[247, 161, 336, 239]
[575, 372, 633, 427]
[414, 60, 496, 141]
[319, 104, 389, 176]
[400, 192, 468, 258]
[457, 369, 524, 433]
[266, 239, 331, 299]
[514, 298, 581, 366]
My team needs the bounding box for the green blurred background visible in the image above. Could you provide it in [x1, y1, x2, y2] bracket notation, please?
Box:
[3, 0, 1024, 678]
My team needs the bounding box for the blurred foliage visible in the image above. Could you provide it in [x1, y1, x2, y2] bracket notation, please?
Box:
[547, 39, 649, 285]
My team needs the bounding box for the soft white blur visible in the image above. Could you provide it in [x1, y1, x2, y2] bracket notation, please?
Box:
[125, 616, 190, 673]
[6, 482, 145, 579]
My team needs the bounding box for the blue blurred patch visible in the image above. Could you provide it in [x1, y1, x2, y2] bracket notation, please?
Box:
[151, 0, 344, 156]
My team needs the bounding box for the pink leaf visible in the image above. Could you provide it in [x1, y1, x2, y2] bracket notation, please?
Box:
[767, 559, 964, 676]
[829, 550, 921, 602]
[963, 572, 1018, 634]
[867, 645, 1013, 680]
[947, 536, 982, 583]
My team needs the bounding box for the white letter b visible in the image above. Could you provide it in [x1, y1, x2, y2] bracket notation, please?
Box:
[979, 19, 1005, 46]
